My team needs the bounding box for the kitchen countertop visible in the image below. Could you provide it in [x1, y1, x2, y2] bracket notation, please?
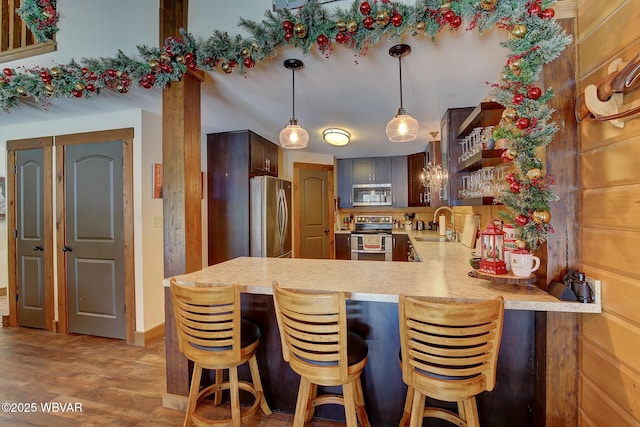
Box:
[166, 230, 601, 313]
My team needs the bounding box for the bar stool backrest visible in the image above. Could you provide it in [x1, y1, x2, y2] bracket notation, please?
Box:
[272, 282, 349, 384]
[171, 280, 242, 367]
[399, 296, 504, 401]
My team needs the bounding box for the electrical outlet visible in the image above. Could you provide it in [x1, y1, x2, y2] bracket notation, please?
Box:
[152, 216, 163, 228]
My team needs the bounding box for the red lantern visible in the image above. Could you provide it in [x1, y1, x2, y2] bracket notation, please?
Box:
[479, 221, 508, 275]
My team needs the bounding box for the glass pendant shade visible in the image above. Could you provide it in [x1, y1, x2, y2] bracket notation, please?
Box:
[386, 108, 419, 142]
[280, 119, 309, 149]
[279, 58, 308, 149]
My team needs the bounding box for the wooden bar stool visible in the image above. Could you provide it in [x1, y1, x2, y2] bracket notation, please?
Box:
[398, 296, 504, 427]
[272, 282, 370, 427]
[170, 279, 271, 427]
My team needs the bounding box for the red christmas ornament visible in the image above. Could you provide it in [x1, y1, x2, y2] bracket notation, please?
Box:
[229, 60, 237, 68]
[316, 34, 329, 47]
[81, 67, 89, 75]
[509, 181, 521, 193]
[506, 172, 516, 184]
[243, 57, 255, 68]
[391, 13, 403, 27]
[528, 4, 542, 16]
[359, 1, 371, 15]
[541, 8, 555, 19]
[282, 20, 293, 32]
[284, 32, 292, 42]
[40, 71, 51, 81]
[72, 89, 83, 98]
[443, 10, 455, 22]
[3, 68, 13, 76]
[516, 117, 531, 130]
[106, 69, 117, 78]
[527, 86, 542, 100]
[515, 215, 529, 226]
[335, 32, 347, 44]
[513, 93, 525, 105]
[187, 61, 198, 72]
[140, 80, 152, 89]
[146, 74, 156, 84]
[86, 83, 96, 92]
[449, 16, 462, 29]
[89, 72, 98, 81]
[363, 16, 375, 29]
[185, 52, 195, 63]
[501, 150, 514, 162]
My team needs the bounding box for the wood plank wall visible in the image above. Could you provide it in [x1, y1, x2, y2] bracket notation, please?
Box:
[576, 1, 640, 425]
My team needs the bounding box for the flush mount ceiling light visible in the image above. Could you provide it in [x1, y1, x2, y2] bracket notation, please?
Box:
[322, 128, 351, 146]
[279, 58, 309, 149]
[386, 44, 419, 143]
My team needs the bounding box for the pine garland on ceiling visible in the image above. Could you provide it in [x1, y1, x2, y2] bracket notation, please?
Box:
[16, 0, 59, 43]
[0, 0, 571, 251]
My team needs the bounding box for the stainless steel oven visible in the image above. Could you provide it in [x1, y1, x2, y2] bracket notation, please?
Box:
[350, 216, 393, 261]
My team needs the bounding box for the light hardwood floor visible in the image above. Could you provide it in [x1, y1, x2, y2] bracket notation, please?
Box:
[0, 327, 343, 426]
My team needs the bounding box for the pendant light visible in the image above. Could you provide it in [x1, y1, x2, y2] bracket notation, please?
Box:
[279, 59, 309, 149]
[386, 44, 419, 142]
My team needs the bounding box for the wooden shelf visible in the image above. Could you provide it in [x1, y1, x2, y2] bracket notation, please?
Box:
[456, 101, 505, 138]
[468, 269, 537, 286]
[457, 149, 506, 173]
[451, 197, 500, 206]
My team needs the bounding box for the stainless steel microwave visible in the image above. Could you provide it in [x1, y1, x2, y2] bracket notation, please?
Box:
[352, 183, 392, 206]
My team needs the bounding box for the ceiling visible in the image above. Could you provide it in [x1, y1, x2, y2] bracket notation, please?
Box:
[0, 23, 509, 159]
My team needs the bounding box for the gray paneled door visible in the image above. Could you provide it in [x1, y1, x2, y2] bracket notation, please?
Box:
[16, 149, 46, 329]
[65, 141, 126, 339]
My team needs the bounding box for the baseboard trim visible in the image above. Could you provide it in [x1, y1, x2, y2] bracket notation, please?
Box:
[132, 322, 165, 347]
[162, 392, 188, 411]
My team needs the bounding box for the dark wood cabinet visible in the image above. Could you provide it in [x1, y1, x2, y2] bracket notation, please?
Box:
[335, 233, 351, 260]
[206, 130, 279, 265]
[249, 131, 278, 176]
[408, 151, 427, 207]
[391, 156, 408, 208]
[442, 103, 506, 206]
[337, 158, 353, 208]
[392, 233, 410, 262]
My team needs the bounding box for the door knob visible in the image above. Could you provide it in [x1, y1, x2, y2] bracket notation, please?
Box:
[62, 245, 73, 252]
[33, 245, 44, 251]
[324, 229, 329, 233]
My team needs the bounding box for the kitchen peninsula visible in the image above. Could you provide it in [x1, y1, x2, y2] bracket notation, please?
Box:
[165, 233, 600, 426]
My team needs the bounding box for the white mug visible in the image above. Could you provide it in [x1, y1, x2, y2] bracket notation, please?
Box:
[510, 250, 540, 277]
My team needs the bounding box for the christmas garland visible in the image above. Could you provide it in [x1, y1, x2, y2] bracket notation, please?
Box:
[16, 0, 59, 43]
[0, 0, 571, 251]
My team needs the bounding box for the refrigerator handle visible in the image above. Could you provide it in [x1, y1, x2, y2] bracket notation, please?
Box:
[276, 188, 285, 248]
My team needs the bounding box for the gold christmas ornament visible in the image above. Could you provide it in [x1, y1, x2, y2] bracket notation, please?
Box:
[526, 168, 543, 180]
[505, 148, 517, 159]
[376, 9, 390, 26]
[499, 71, 509, 82]
[17, 86, 28, 96]
[74, 82, 85, 91]
[241, 47, 250, 58]
[148, 59, 160, 71]
[515, 239, 527, 249]
[336, 19, 347, 32]
[439, 1, 451, 12]
[251, 42, 260, 51]
[45, 84, 55, 94]
[508, 59, 522, 73]
[502, 108, 518, 123]
[116, 84, 128, 94]
[160, 52, 171, 62]
[480, 0, 498, 11]
[415, 21, 426, 32]
[42, 9, 54, 18]
[221, 62, 232, 74]
[347, 19, 358, 33]
[511, 24, 527, 39]
[532, 210, 551, 224]
[50, 67, 62, 78]
[176, 55, 186, 64]
[293, 22, 307, 38]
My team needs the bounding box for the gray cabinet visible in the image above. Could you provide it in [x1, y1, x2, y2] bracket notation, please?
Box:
[337, 158, 353, 208]
[392, 156, 408, 207]
[352, 157, 392, 184]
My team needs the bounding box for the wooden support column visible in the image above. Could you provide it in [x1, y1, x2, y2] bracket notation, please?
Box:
[160, 0, 205, 401]
[535, 17, 580, 427]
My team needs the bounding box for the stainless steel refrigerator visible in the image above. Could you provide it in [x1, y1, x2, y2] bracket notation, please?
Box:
[250, 176, 292, 258]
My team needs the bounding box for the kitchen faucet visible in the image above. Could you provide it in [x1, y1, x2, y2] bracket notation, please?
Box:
[433, 206, 456, 242]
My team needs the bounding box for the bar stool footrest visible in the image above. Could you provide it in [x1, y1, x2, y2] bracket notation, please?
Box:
[192, 381, 263, 426]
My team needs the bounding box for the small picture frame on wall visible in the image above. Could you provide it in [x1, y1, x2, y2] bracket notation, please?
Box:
[152, 164, 163, 199]
[0, 177, 6, 218]
[272, 0, 338, 10]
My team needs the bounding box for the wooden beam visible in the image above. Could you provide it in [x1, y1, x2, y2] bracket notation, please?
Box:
[534, 18, 580, 427]
[160, 0, 204, 398]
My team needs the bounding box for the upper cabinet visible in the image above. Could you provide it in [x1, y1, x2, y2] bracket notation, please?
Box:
[249, 131, 278, 177]
[442, 102, 505, 206]
[392, 156, 408, 208]
[337, 158, 353, 208]
[407, 151, 426, 207]
[352, 157, 392, 184]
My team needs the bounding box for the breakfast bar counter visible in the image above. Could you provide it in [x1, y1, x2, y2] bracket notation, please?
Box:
[164, 236, 600, 426]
